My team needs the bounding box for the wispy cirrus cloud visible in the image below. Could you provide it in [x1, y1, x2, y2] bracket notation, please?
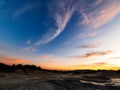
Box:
[109, 56, 120, 60]
[35, 0, 76, 45]
[62, 0, 120, 47]
[81, 44, 98, 49]
[89, 0, 103, 6]
[35, 0, 120, 46]
[80, 0, 120, 28]
[13, 3, 40, 19]
[81, 42, 102, 49]
[25, 0, 120, 48]
[23, 47, 30, 52]
[26, 40, 31, 45]
[23, 40, 35, 53]
[74, 0, 120, 43]
[77, 29, 102, 39]
[70, 50, 112, 59]
[23, 47, 37, 53]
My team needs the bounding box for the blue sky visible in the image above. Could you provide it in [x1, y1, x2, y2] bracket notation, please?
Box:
[0, 0, 120, 70]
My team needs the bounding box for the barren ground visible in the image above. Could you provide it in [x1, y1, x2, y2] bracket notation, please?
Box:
[0, 72, 120, 90]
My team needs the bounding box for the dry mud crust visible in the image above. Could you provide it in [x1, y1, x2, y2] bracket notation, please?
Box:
[0, 80, 120, 90]
[0, 73, 120, 90]
[47, 77, 120, 90]
[0, 81, 56, 90]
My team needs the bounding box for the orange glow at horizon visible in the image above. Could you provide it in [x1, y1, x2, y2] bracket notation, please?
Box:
[0, 55, 30, 65]
[0, 54, 120, 70]
[38, 62, 120, 70]
[0, 59, 120, 70]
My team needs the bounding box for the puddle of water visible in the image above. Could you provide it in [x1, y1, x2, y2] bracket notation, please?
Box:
[80, 78, 120, 86]
[80, 80, 105, 86]
[110, 78, 120, 86]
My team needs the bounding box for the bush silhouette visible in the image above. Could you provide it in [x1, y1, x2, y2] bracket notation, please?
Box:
[0, 63, 41, 73]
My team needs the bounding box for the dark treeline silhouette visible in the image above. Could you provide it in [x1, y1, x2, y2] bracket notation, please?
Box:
[0, 63, 41, 73]
[0, 63, 120, 74]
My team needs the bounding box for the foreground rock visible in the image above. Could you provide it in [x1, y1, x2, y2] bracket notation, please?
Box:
[0, 73, 120, 90]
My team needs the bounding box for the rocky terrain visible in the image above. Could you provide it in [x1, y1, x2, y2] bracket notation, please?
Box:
[0, 71, 120, 90]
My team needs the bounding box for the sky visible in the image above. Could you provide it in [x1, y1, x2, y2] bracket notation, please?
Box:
[0, 0, 120, 70]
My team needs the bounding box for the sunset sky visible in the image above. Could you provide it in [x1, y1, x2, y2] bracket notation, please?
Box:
[0, 0, 120, 70]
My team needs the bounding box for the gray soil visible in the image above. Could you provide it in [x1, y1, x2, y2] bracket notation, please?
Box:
[0, 72, 120, 90]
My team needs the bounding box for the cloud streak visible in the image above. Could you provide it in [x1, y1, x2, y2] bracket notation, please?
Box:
[35, 0, 120, 46]
[80, 0, 120, 28]
[35, 0, 76, 45]
[23, 47, 37, 53]
[77, 29, 102, 40]
[81, 42, 102, 49]
[81, 45, 98, 49]
[70, 50, 112, 59]
[61, 0, 120, 48]
[26, 40, 31, 45]
[90, 0, 103, 6]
